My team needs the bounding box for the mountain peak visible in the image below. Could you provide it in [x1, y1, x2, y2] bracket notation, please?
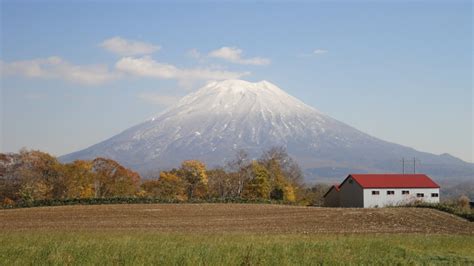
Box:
[203, 79, 281, 94]
[174, 79, 319, 118]
[208, 79, 273, 86]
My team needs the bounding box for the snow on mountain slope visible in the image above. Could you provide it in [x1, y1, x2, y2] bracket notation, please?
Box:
[61, 80, 473, 180]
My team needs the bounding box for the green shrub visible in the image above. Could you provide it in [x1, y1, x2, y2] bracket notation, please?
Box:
[403, 202, 473, 222]
[2, 197, 294, 209]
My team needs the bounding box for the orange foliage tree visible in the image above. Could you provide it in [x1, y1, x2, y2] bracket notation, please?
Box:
[91, 158, 141, 198]
[62, 160, 95, 198]
[141, 171, 187, 200]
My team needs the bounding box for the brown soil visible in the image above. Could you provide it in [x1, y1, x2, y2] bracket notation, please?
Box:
[1, 204, 472, 234]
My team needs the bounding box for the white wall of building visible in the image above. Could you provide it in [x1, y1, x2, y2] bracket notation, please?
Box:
[363, 188, 440, 208]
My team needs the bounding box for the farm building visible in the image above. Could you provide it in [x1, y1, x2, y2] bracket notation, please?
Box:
[323, 174, 440, 208]
[323, 185, 340, 207]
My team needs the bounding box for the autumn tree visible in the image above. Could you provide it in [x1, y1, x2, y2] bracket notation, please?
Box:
[226, 150, 252, 197]
[282, 184, 296, 202]
[260, 146, 304, 186]
[179, 160, 208, 199]
[10, 150, 65, 201]
[0, 153, 22, 201]
[1, 150, 143, 202]
[242, 161, 271, 199]
[141, 171, 187, 200]
[62, 160, 95, 198]
[207, 168, 237, 198]
[140, 179, 160, 197]
[91, 158, 141, 197]
[298, 184, 331, 206]
[1, 150, 65, 201]
[259, 147, 300, 202]
[263, 158, 294, 202]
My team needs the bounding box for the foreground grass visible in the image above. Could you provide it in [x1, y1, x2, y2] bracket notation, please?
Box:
[1, 232, 473, 265]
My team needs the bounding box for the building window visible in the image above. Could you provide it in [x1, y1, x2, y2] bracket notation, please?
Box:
[402, 190, 409, 195]
[387, 191, 395, 195]
[372, 191, 379, 195]
[431, 193, 439, 198]
[416, 193, 424, 198]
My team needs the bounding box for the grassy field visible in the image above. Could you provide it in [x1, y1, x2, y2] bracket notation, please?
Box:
[1, 204, 473, 265]
[1, 232, 473, 265]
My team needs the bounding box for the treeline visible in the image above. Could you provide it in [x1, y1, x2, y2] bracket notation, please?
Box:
[0, 148, 329, 208]
[0, 150, 140, 205]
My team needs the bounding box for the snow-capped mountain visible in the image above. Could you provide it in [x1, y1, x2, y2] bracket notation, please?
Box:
[61, 80, 473, 180]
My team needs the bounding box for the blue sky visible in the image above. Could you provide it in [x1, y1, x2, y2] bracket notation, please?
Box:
[1, 1, 472, 162]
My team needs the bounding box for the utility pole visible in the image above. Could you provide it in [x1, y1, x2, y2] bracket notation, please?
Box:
[401, 157, 405, 174]
[412, 157, 420, 174]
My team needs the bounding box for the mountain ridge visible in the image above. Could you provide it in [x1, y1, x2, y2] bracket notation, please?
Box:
[61, 80, 473, 181]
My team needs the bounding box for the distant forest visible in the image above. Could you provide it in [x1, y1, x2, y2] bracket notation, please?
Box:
[0, 147, 331, 207]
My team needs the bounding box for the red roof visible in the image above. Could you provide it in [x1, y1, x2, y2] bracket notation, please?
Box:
[346, 174, 440, 188]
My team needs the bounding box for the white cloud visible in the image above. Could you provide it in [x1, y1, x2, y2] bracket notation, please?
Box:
[137, 92, 181, 107]
[208, 46, 270, 66]
[298, 49, 329, 57]
[313, 49, 328, 55]
[100, 36, 160, 56]
[1, 55, 248, 87]
[115, 56, 249, 82]
[0, 57, 119, 85]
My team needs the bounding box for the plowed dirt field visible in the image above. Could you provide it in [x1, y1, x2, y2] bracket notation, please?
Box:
[1, 204, 472, 234]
